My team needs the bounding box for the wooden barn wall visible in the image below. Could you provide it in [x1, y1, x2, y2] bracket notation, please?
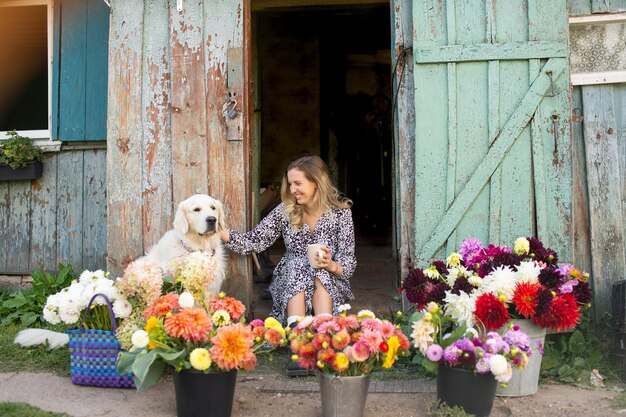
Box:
[0, 149, 107, 274]
[573, 83, 626, 315]
[107, 0, 251, 305]
[569, 0, 626, 15]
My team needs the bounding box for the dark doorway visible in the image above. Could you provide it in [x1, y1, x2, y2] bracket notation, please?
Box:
[251, 2, 399, 317]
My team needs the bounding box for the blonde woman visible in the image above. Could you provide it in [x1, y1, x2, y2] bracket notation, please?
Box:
[220, 155, 356, 376]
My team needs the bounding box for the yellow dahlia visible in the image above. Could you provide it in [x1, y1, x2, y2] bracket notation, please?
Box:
[190, 348, 212, 371]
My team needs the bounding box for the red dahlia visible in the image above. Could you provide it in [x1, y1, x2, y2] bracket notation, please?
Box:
[532, 293, 581, 331]
[474, 293, 511, 330]
[512, 281, 540, 318]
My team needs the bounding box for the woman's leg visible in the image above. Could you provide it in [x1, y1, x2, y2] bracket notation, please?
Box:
[312, 278, 333, 315]
[287, 291, 306, 318]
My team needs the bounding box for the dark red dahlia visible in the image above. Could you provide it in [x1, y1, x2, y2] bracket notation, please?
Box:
[451, 276, 474, 295]
[425, 282, 449, 305]
[527, 237, 558, 266]
[431, 260, 448, 275]
[534, 287, 553, 317]
[573, 280, 592, 305]
[538, 267, 563, 290]
[532, 293, 581, 331]
[400, 268, 428, 307]
[474, 293, 511, 330]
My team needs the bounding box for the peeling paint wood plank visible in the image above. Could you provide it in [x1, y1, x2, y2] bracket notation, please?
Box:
[414, 41, 567, 64]
[488, 60, 502, 242]
[571, 87, 592, 275]
[583, 85, 626, 315]
[107, 0, 145, 275]
[170, 0, 208, 203]
[616, 84, 626, 265]
[142, 0, 173, 252]
[6, 182, 31, 272]
[56, 152, 84, 269]
[569, 0, 592, 16]
[493, 0, 533, 245]
[30, 155, 58, 271]
[392, 0, 416, 274]
[591, 0, 611, 13]
[203, 0, 250, 304]
[529, 0, 572, 260]
[0, 182, 8, 269]
[82, 150, 107, 270]
[85, 0, 110, 140]
[451, 1, 491, 248]
[413, 0, 449, 263]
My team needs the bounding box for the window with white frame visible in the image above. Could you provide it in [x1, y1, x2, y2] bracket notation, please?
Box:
[0, 0, 52, 140]
[569, 13, 626, 85]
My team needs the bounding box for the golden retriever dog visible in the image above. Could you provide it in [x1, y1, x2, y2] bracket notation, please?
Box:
[141, 194, 227, 294]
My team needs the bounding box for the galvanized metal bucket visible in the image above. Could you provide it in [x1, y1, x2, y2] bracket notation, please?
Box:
[318, 372, 371, 417]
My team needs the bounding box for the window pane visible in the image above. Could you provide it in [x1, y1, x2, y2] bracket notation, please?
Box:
[0, 5, 48, 131]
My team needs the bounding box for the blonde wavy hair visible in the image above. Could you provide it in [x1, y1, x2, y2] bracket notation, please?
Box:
[280, 155, 352, 229]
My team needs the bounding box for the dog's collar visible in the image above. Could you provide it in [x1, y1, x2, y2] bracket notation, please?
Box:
[180, 239, 216, 257]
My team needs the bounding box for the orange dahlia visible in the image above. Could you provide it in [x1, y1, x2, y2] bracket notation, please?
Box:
[144, 293, 181, 320]
[164, 308, 212, 343]
[210, 323, 254, 370]
[210, 297, 246, 321]
[512, 281, 540, 318]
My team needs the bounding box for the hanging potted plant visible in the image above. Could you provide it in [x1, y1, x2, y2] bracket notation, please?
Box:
[0, 130, 44, 180]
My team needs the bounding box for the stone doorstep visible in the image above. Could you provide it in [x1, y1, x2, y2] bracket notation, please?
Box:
[246, 376, 436, 394]
[0, 275, 33, 290]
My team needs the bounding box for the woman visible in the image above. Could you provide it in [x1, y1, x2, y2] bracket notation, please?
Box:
[220, 155, 356, 375]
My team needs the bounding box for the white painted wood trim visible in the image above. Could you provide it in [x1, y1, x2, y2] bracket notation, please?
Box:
[571, 70, 626, 85]
[569, 13, 626, 25]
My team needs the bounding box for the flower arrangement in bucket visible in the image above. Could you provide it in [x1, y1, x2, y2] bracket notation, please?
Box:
[288, 305, 411, 417]
[118, 291, 287, 390]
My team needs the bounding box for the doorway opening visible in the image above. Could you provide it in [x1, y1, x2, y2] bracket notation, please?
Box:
[251, 2, 400, 317]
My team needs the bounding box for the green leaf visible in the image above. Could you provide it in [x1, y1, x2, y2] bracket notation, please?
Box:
[421, 357, 439, 374]
[132, 350, 159, 384]
[117, 351, 139, 375]
[139, 361, 165, 391]
[568, 330, 586, 354]
[558, 364, 572, 377]
[157, 349, 187, 363]
[20, 312, 38, 326]
[442, 325, 467, 348]
[573, 357, 586, 369]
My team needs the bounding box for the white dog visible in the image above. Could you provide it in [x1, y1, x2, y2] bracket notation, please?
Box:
[14, 194, 227, 349]
[141, 194, 227, 294]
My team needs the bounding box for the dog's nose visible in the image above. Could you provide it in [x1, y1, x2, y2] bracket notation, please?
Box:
[206, 216, 217, 226]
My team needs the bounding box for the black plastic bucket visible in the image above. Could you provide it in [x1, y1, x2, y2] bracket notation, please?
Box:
[437, 365, 497, 417]
[173, 369, 237, 417]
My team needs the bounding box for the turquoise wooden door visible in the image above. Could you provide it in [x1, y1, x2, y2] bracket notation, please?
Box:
[413, 0, 572, 262]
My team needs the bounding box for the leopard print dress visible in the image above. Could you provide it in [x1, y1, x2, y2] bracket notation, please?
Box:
[225, 203, 356, 325]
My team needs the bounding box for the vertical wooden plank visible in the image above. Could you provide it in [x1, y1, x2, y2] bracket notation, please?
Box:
[591, 0, 610, 13]
[56, 151, 84, 269]
[583, 85, 626, 316]
[142, 0, 173, 253]
[0, 182, 8, 269]
[444, 0, 458, 255]
[170, 0, 208, 203]
[393, 0, 416, 274]
[6, 182, 31, 272]
[107, 0, 145, 275]
[30, 154, 58, 271]
[613, 84, 626, 270]
[453, 0, 490, 248]
[488, 61, 502, 242]
[571, 87, 592, 275]
[85, 0, 109, 140]
[568, 0, 592, 16]
[59, 0, 87, 140]
[413, 0, 449, 263]
[204, 0, 250, 304]
[530, 0, 572, 260]
[494, 0, 533, 245]
[82, 149, 107, 270]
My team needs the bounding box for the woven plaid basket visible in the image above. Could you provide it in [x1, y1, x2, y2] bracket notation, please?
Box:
[67, 293, 135, 388]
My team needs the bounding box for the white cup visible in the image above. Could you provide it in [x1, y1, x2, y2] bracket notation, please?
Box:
[307, 243, 326, 269]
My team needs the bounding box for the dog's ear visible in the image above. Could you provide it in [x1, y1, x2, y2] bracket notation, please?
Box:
[217, 201, 227, 232]
[173, 201, 189, 234]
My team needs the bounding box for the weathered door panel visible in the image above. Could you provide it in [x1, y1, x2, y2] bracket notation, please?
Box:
[108, 0, 251, 304]
[413, 0, 571, 263]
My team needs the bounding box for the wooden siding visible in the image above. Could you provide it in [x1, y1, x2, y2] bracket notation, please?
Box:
[578, 83, 626, 315]
[107, 0, 251, 305]
[52, 0, 109, 141]
[569, 0, 626, 15]
[0, 150, 107, 274]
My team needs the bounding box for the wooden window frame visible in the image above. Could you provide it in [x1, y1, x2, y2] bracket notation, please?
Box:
[569, 13, 626, 86]
[0, 0, 60, 150]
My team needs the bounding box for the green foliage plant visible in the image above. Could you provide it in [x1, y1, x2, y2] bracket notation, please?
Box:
[0, 130, 44, 169]
[0, 264, 77, 326]
[541, 311, 617, 385]
[0, 402, 71, 417]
